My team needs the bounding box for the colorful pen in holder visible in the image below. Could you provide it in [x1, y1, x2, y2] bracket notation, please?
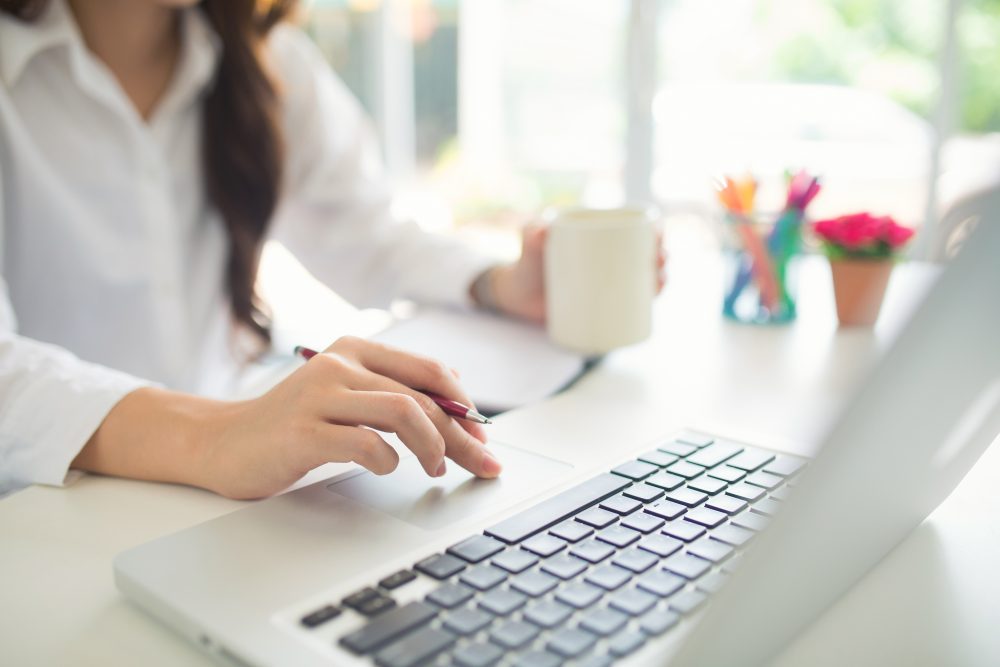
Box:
[717, 171, 821, 325]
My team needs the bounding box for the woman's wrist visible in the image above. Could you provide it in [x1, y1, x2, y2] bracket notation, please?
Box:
[73, 387, 239, 493]
[470, 265, 503, 313]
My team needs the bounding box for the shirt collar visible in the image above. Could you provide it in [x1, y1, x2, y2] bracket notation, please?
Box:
[0, 0, 221, 108]
[0, 0, 79, 87]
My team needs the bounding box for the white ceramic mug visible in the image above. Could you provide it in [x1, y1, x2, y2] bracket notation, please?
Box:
[544, 206, 658, 354]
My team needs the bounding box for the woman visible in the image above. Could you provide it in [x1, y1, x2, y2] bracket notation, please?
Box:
[0, 0, 664, 499]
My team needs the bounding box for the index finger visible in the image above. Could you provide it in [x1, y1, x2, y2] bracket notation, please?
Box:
[345, 339, 488, 442]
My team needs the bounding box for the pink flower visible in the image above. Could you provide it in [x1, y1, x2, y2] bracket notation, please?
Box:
[812, 212, 914, 256]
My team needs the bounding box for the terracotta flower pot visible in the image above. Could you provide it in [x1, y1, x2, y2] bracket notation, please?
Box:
[829, 258, 893, 326]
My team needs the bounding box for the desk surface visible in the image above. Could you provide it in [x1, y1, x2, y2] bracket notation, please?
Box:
[2, 250, 998, 667]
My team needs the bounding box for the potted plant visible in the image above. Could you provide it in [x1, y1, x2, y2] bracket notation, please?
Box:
[813, 213, 915, 326]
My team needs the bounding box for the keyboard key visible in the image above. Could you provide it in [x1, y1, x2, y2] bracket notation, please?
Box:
[599, 495, 642, 515]
[644, 499, 687, 520]
[448, 535, 506, 564]
[663, 553, 710, 580]
[668, 589, 707, 615]
[620, 512, 665, 534]
[659, 441, 698, 457]
[726, 482, 766, 502]
[374, 627, 454, 667]
[550, 521, 593, 543]
[662, 520, 705, 542]
[622, 483, 665, 503]
[637, 534, 683, 558]
[639, 609, 680, 636]
[751, 498, 782, 517]
[523, 599, 573, 628]
[674, 430, 714, 448]
[665, 487, 708, 508]
[556, 582, 604, 609]
[721, 553, 744, 574]
[490, 620, 540, 650]
[485, 473, 630, 544]
[732, 511, 770, 532]
[726, 448, 775, 472]
[576, 507, 618, 528]
[442, 608, 493, 635]
[764, 455, 806, 477]
[687, 442, 743, 468]
[343, 587, 380, 610]
[459, 565, 507, 591]
[547, 628, 597, 658]
[358, 595, 397, 617]
[427, 583, 475, 609]
[510, 570, 559, 597]
[608, 630, 646, 657]
[301, 604, 341, 628]
[707, 465, 746, 483]
[705, 494, 748, 515]
[379, 570, 417, 590]
[710, 523, 754, 547]
[696, 570, 729, 595]
[579, 607, 628, 636]
[686, 475, 728, 495]
[492, 549, 538, 574]
[608, 587, 657, 616]
[514, 651, 562, 667]
[665, 461, 704, 479]
[596, 526, 641, 548]
[746, 471, 784, 490]
[570, 540, 615, 564]
[612, 547, 659, 573]
[611, 460, 659, 480]
[478, 589, 527, 616]
[645, 472, 686, 491]
[770, 485, 791, 501]
[637, 450, 678, 467]
[340, 601, 438, 655]
[522, 534, 567, 557]
[575, 655, 613, 667]
[452, 642, 503, 667]
[541, 554, 588, 580]
[415, 553, 466, 580]
[687, 538, 734, 563]
[636, 570, 685, 597]
[684, 507, 728, 528]
[586, 565, 632, 590]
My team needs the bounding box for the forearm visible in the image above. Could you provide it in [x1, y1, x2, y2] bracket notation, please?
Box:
[71, 387, 238, 493]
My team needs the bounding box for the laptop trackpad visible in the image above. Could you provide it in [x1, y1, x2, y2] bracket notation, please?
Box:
[327, 443, 573, 531]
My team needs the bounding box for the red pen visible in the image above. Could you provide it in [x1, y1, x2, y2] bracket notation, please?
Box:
[294, 345, 492, 425]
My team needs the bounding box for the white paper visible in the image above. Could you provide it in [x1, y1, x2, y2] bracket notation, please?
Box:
[372, 309, 586, 413]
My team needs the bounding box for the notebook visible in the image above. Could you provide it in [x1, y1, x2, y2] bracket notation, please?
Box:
[372, 308, 587, 414]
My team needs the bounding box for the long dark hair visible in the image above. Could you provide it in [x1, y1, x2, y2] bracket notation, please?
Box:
[1, 0, 296, 345]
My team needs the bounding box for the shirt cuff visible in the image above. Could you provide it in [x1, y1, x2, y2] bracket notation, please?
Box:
[1, 363, 152, 492]
[402, 247, 500, 310]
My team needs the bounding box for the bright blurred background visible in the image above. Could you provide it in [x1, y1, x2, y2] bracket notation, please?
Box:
[262, 0, 1000, 317]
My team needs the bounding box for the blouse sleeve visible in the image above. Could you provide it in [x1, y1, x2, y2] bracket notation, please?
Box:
[0, 165, 150, 495]
[266, 25, 497, 310]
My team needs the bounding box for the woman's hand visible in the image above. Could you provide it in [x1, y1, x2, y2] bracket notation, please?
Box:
[202, 336, 499, 499]
[484, 224, 667, 323]
[75, 337, 500, 500]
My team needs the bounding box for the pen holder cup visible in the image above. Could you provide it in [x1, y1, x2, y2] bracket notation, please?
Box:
[721, 216, 800, 325]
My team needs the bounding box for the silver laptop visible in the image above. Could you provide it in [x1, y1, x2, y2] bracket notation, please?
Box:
[114, 217, 1000, 667]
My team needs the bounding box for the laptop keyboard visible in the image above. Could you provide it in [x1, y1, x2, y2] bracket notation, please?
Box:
[298, 431, 805, 666]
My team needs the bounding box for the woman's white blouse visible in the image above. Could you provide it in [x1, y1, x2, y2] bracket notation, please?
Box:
[0, 2, 495, 494]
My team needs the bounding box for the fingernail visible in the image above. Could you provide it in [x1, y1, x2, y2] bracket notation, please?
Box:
[482, 452, 502, 477]
[435, 461, 447, 477]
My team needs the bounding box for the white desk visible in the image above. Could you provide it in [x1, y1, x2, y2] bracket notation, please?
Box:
[2, 251, 998, 667]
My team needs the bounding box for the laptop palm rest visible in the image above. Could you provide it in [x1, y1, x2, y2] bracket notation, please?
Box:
[327, 443, 573, 530]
